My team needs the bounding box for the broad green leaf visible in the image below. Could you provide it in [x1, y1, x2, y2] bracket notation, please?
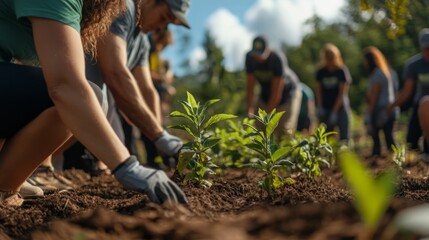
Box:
[272, 147, 291, 162]
[169, 111, 193, 122]
[186, 91, 198, 108]
[179, 100, 193, 116]
[169, 124, 197, 138]
[338, 150, 398, 230]
[245, 143, 265, 157]
[204, 114, 237, 129]
[177, 151, 194, 174]
[201, 99, 221, 113]
[243, 123, 258, 132]
[257, 108, 267, 120]
[272, 174, 285, 189]
[275, 159, 294, 166]
[202, 138, 221, 150]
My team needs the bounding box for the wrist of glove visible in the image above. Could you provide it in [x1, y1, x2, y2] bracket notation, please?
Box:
[316, 106, 326, 119]
[113, 156, 188, 204]
[328, 112, 338, 126]
[154, 130, 183, 157]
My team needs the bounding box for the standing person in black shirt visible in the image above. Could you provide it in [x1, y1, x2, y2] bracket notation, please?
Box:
[315, 43, 352, 142]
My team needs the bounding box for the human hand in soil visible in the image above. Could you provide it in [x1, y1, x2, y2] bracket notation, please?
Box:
[113, 156, 188, 204]
[154, 130, 183, 157]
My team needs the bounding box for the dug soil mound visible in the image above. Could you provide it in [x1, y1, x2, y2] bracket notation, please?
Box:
[1, 155, 429, 240]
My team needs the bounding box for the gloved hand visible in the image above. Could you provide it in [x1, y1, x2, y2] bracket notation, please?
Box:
[316, 106, 326, 120]
[328, 111, 338, 126]
[113, 156, 188, 205]
[154, 130, 183, 157]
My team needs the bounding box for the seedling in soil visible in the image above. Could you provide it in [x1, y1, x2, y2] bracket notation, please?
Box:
[392, 144, 406, 170]
[213, 118, 256, 168]
[288, 124, 336, 177]
[169, 91, 236, 187]
[338, 149, 398, 235]
[244, 108, 295, 197]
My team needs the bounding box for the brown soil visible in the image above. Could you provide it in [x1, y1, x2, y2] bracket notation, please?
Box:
[1, 154, 429, 240]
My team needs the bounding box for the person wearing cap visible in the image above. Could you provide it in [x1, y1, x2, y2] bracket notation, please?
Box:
[39, 0, 192, 176]
[315, 43, 352, 143]
[385, 28, 429, 157]
[245, 36, 302, 137]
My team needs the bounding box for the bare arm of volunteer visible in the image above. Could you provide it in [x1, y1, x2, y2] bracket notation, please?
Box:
[366, 82, 381, 113]
[386, 79, 415, 113]
[267, 76, 284, 112]
[30, 17, 129, 169]
[132, 65, 162, 123]
[246, 73, 256, 115]
[332, 82, 348, 112]
[96, 32, 164, 141]
[315, 82, 323, 107]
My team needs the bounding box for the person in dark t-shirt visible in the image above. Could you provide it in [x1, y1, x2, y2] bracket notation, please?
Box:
[315, 43, 352, 141]
[386, 28, 429, 156]
[245, 36, 302, 138]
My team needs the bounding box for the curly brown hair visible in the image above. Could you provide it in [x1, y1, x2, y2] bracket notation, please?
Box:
[80, 0, 126, 57]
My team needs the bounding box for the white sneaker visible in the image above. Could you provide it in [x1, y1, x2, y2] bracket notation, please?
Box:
[19, 180, 44, 199]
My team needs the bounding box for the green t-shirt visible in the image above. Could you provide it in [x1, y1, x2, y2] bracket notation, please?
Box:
[0, 0, 82, 63]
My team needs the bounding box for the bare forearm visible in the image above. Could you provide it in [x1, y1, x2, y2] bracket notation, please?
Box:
[133, 67, 162, 123]
[141, 88, 162, 123]
[49, 82, 129, 169]
[106, 74, 163, 141]
[31, 17, 129, 170]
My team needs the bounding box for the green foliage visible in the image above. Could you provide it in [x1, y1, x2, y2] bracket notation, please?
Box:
[287, 124, 336, 177]
[212, 118, 256, 168]
[360, 0, 410, 39]
[73, 232, 87, 240]
[338, 149, 398, 230]
[169, 92, 237, 187]
[392, 144, 406, 170]
[244, 109, 295, 197]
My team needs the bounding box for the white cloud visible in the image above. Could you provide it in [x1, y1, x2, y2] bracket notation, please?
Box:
[191, 0, 346, 72]
[205, 9, 253, 71]
[189, 47, 206, 71]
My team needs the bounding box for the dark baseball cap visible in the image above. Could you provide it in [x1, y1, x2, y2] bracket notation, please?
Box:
[419, 28, 429, 49]
[166, 0, 191, 29]
[251, 36, 267, 56]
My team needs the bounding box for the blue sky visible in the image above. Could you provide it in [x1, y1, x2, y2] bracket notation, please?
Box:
[164, 0, 346, 76]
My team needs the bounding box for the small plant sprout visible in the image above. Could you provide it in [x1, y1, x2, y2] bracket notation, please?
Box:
[244, 108, 295, 197]
[338, 149, 398, 235]
[291, 124, 336, 177]
[213, 118, 256, 168]
[392, 144, 406, 170]
[169, 92, 237, 187]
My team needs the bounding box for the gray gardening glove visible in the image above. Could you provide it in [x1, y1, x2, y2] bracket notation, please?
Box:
[316, 106, 326, 120]
[113, 156, 188, 205]
[154, 130, 183, 157]
[328, 111, 338, 127]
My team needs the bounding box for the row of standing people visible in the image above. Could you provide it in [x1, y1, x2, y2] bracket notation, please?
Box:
[245, 29, 429, 158]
